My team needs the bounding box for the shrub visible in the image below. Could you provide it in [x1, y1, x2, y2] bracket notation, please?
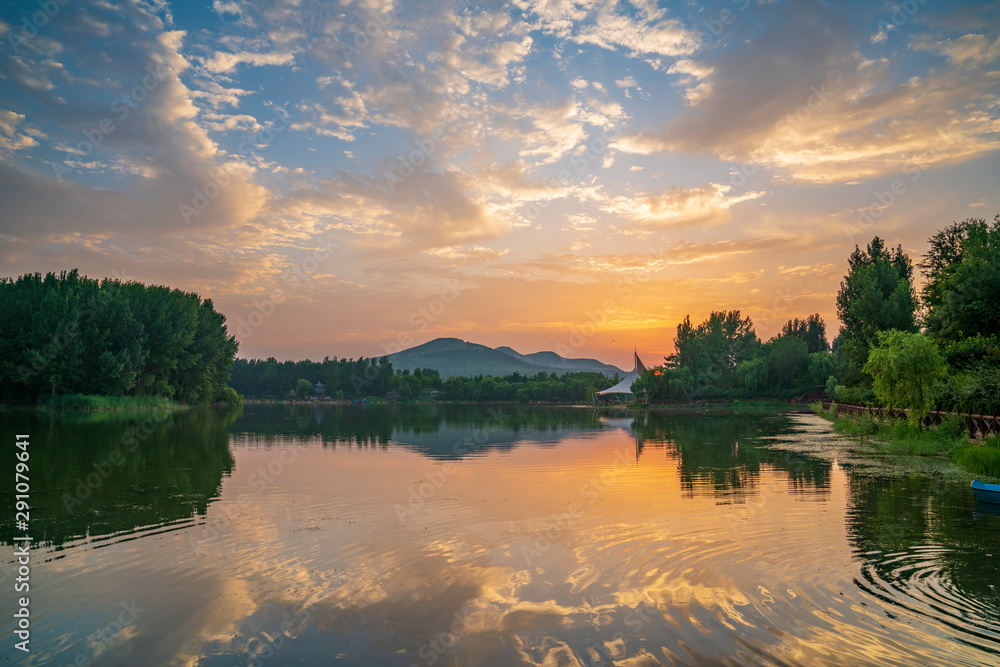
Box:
[215, 385, 243, 408]
[825, 375, 838, 400]
[936, 415, 968, 441]
[835, 385, 873, 404]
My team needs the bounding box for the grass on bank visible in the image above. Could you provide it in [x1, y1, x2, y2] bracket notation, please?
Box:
[812, 402, 1000, 479]
[37, 394, 187, 411]
[954, 435, 1000, 478]
[633, 400, 795, 414]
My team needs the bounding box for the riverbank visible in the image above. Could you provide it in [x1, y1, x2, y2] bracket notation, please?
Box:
[1, 394, 190, 412]
[642, 399, 797, 414]
[241, 397, 799, 414]
[811, 402, 1000, 480]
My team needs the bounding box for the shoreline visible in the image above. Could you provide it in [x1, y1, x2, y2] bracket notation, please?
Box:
[0, 395, 227, 413]
[810, 402, 1000, 482]
[240, 397, 800, 412]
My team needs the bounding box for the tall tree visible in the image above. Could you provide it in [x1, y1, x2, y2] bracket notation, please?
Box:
[666, 311, 759, 388]
[836, 237, 918, 369]
[921, 214, 1000, 340]
[777, 314, 829, 353]
[767, 335, 810, 389]
[0, 271, 238, 404]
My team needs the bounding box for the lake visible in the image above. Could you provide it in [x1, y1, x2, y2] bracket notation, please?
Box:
[2, 404, 999, 666]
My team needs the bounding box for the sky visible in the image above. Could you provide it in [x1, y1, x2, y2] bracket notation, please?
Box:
[0, 0, 998, 370]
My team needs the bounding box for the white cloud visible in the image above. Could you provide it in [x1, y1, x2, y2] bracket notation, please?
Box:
[913, 33, 1000, 66]
[602, 183, 765, 229]
[613, 0, 1000, 183]
[0, 109, 40, 151]
[199, 51, 294, 73]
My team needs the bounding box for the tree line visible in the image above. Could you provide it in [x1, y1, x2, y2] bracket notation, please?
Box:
[634, 215, 1000, 416]
[229, 357, 616, 403]
[0, 270, 239, 405]
[440, 371, 614, 402]
[229, 356, 397, 399]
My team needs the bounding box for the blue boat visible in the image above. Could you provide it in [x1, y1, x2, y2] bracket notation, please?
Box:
[971, 480, 1000, 504]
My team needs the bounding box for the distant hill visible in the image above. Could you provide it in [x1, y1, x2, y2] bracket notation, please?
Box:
[387, 338, 624, 379]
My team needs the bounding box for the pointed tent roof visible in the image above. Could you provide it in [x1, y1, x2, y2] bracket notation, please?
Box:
[596, 351, 646, 396]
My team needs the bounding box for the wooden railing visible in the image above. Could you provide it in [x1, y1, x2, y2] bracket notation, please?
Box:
[821, 402, 1000, 439]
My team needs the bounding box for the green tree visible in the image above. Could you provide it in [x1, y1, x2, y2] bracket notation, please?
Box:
[863, 330, 947, 425]
[767, 335, 809, 389]
[807, 352, 837, 386]
[735, 356, 769, 394]
[400, 374, 422, 399]
[921, 215, 1000, 340]
[295, 378, 314, 398]
[836, 237, 918, 369]
[777, 314, 829, 353]
[667, 310, 759, 388]
[0, 271, 237, 404]
[633, 366, 696, 400]
[937, 335, 1000, 413]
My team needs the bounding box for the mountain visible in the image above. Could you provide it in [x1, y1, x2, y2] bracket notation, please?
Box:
[494, 346, 624, 375]
[387, 338, 624, 379]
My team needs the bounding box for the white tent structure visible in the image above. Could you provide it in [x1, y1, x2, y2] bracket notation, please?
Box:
[595, 351, 646, 401]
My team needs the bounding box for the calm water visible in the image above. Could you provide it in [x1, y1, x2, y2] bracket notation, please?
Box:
[2, 404, 999, 666]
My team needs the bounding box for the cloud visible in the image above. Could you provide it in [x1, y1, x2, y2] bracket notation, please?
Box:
[518, 100, 585, 164]
[516, 0, 698, 57]
[0, 108, 40, 151]
[612, 0, 1000, 183]
[0, 1, 269, 245]
[601, 184, 765, 229]
[190, 79, 253, 109]
[212, 1, 242, 16]
[912, 33, 1000, 66]
[454, 35, 534, 87]
[198, 50, 295, 73]
[292, 94, 367, 141]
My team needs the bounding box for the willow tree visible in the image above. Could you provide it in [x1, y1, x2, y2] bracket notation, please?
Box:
[863, 331, 946, 426]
